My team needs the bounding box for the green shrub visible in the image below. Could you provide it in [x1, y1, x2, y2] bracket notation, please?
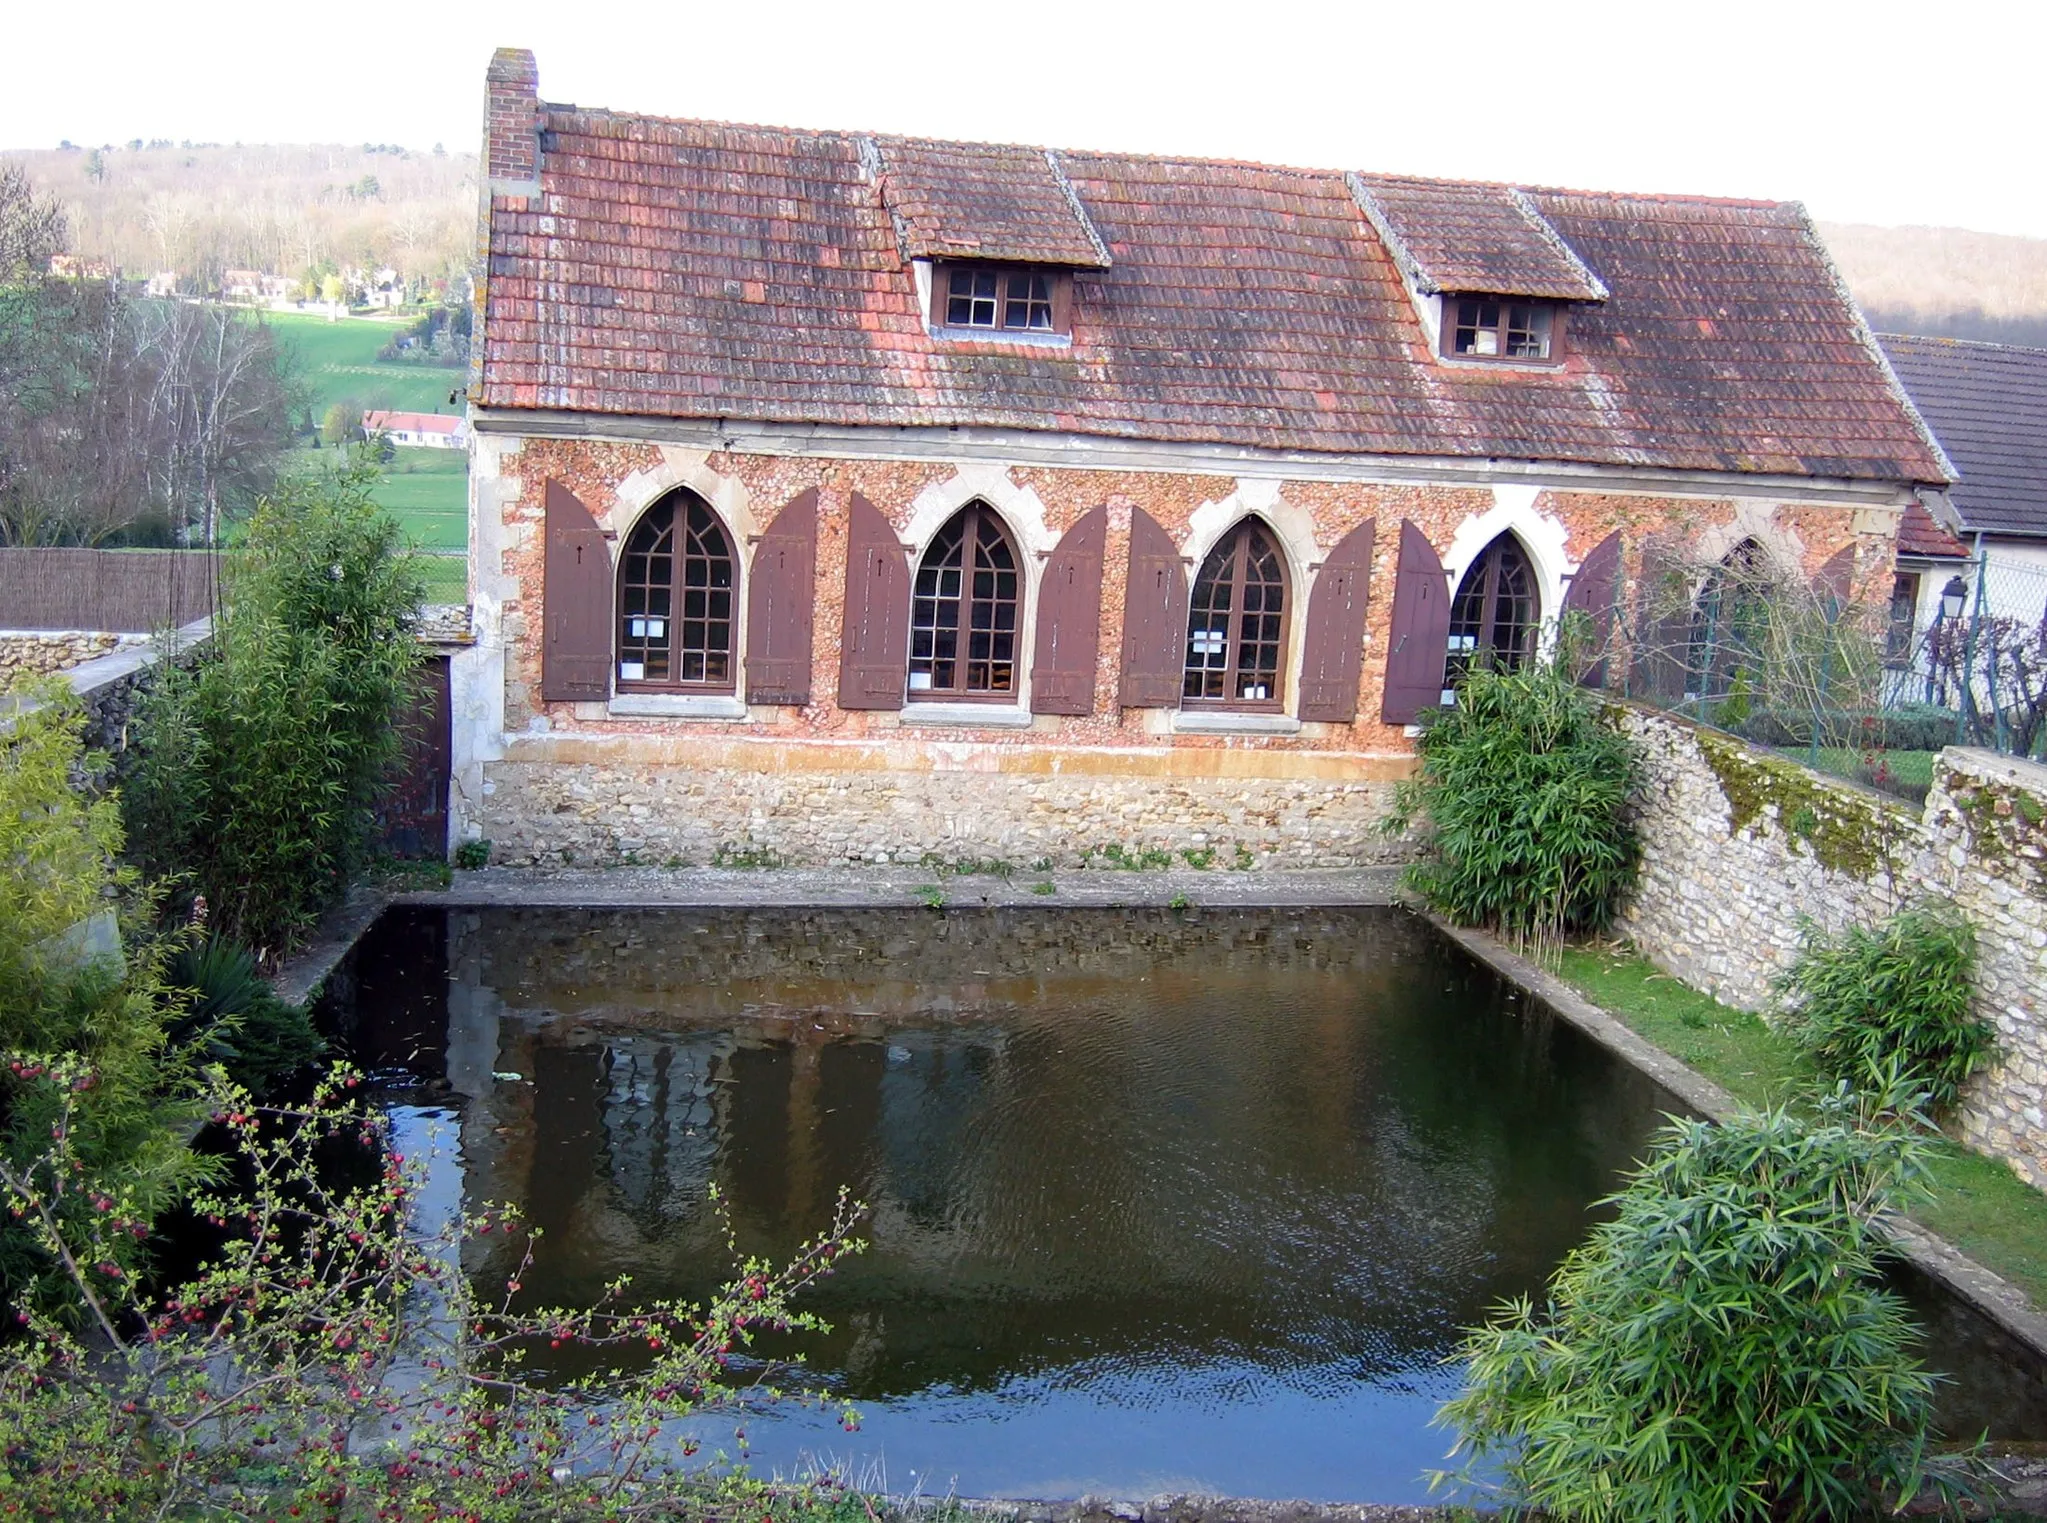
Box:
[0, 687, 210, 1310]
[163, 936, 322, 1096]
[0, 1062, 867, 1520]
[1389, 657, 1641, 948]
[1437, 1091, 1965, 1521]
[1775, 902, 1989, 1116]
[453, 837, 491, 870]
[1735, 703, 1957, 753]
[126, 465, 425, 960]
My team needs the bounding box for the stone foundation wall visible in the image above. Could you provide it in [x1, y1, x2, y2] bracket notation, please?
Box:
[474, 734, 1412, 871]
[0, 630, 144, 687]
[1616, 705, 2047, 1188]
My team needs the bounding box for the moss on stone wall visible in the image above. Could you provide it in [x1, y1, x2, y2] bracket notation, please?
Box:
[1694, 731, 1904, 879]
[1940, 760, 2047, 895]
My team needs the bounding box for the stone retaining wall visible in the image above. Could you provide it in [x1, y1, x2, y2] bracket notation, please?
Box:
[476, 737, 1409, 870]
[0, 629, 145, 687]
[1616, 706, 2047, 1187]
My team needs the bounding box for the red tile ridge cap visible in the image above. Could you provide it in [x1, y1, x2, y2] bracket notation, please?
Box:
[533, 102, 1794, 208]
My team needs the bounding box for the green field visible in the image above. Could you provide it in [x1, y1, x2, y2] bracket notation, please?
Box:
[376, 448, 467, 551]
[268, 311, 466, 415]
[268, 312, 470, 570]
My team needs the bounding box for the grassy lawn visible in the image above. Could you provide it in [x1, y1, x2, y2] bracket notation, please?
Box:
[415, 554, 467, 603]
[266, 312, 470, 562]
[1774, 745, 1939, 803]
[1557, 942, 2047, 1310]
[268, 311, 465, 416]
[375, 448, 467, 551]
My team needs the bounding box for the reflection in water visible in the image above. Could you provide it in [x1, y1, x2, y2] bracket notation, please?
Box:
[327, 906, 2044, 1502]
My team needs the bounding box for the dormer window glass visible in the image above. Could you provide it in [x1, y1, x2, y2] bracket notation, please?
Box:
[933, 264, 1070, 336]
[1447, 298, 1558, 362]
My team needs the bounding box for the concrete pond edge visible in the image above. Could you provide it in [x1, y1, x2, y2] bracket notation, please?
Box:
[1426, 916, 2047, 1365]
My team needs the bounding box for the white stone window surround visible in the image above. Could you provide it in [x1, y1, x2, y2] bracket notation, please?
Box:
[1689, 500, 1809, 594]
[1440, 485, 1575, 663]
[895, 465, 1051, 725]
[1175, 479, 1321, 719]
[601, 449, 758, 713]
[1170, 710, 1303, 735]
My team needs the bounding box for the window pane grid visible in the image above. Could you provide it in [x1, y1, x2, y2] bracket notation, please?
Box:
[1003, 270, 1054, 330]
[617, 495, 736, 691]
[1452, 297, 1554, 360]
[946, 267, 1000, 327]
[910, 505, 1019, 698]
[1446, 535, 1535, 689]
[1183, 524, 1287, 707]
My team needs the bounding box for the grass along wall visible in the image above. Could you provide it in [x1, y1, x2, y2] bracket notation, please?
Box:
[1616, 704, 2047, 1187]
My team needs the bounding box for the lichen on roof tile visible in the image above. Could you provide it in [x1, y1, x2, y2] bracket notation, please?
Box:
[473, 101, 1948, 485]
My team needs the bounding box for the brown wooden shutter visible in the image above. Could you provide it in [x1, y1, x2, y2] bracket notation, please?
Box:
[835, 491, 910, 710]
[1560, 529, 1623, 689]
[1628, 534, 1692, 702]
[1298, 520, 1377, 722]
[542, 478, 611, 703]
[1029, 505, 1108, 716]
[1118, 506, 1190, 708]
[1379, 520, 1452, 725]
[744, 487, 817, 706]
[1815, 544, 1857, 611]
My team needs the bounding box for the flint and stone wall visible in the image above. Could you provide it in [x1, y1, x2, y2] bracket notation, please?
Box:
[0, 630, 143, 687]
[456, 433, 1901, 871]
[473, 732, 1409, 868]
[1616, 706, 2047, 1188]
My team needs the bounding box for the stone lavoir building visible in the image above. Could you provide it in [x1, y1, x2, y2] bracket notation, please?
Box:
[454, 48, 1951, 868]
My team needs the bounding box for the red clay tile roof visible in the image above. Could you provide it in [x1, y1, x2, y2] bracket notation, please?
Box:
[477, 103, 1947, 485]
[1349, 173, 1607, 302]
[364, 410, 463, 435]
[1896, 499, 1968, 558]
[1878, 335, 2047, 537]
[874, 137, 1108, 268]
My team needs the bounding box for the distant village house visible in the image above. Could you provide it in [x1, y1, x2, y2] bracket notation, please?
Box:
[363, 410, 466, 450]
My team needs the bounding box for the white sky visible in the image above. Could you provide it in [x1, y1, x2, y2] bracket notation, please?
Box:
[8, 0, 2046, 236]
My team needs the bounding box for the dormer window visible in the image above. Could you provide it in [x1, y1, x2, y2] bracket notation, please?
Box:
[1445, 298, 1560, 362]
[931, 263, 1071, 336]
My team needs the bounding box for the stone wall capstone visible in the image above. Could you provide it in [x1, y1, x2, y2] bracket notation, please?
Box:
[1615, 704, 2047, 1188]
[0, 630, 143, 688]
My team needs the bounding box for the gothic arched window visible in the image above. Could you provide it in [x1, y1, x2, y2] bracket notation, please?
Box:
[616, 491, 737, 691]
[1182, 520, 1289, 709]
[1446, 532, 1537, 686]
[909, 502, 1021, 699]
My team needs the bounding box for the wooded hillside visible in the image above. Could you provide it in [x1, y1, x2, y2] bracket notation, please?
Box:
[1818, 221, 2047, 347]
[5, 141, 475, 292]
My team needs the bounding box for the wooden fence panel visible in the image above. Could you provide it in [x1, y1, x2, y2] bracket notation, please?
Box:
[0, 549, 218, 632]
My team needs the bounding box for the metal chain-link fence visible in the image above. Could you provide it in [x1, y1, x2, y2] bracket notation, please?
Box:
[1584, 540, 2047, 803]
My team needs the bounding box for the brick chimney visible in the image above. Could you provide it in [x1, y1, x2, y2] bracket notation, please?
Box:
[484, 48, 541, 198]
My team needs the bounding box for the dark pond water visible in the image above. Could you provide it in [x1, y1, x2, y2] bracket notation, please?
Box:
[322, 905, 2047, 1502]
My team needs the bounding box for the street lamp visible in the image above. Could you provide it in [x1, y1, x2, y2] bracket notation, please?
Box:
[1940, 577, 1967, 623]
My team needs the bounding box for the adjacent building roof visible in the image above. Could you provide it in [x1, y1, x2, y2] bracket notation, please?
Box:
[364, 410, 464, 436]
[1878, 335, 2047, 538]
[1896, 499, 1968, 559]
[475, 54, 1946, 486]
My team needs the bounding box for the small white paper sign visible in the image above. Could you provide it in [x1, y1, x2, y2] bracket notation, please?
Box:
[908, 671, 933, 691]
[619, 661, 645, 681]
